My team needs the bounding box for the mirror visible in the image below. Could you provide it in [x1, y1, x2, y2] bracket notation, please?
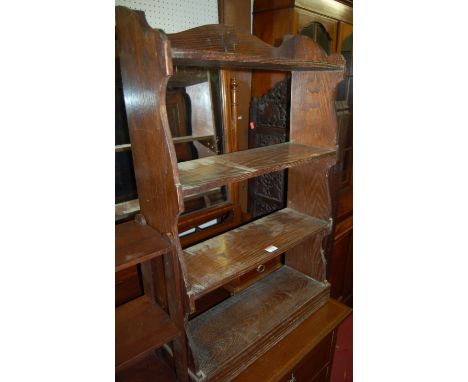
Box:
[115, 64, 229, 222]
[166, 66, 229, 215]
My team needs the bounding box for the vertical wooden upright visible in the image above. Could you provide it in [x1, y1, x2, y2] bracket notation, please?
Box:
[285, 35, 345, 281]
[115, 7, 189, 381]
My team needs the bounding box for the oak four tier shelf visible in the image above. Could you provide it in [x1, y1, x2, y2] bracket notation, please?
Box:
[115, 6, 346, 382]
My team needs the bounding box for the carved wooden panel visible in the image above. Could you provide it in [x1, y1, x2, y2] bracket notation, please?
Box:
[248, 78, 290, 218]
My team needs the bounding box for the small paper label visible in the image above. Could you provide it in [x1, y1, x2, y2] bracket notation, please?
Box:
[264, 245, 278, 253]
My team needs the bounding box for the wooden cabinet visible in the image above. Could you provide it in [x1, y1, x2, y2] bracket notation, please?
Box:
[116, 6, 351, 381]
[283, 333, 334, 381]
[232, 299, 350, 382]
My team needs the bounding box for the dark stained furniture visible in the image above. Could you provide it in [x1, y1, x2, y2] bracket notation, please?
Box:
[115, 6, 350, 381]
[232, 299, 351, 382]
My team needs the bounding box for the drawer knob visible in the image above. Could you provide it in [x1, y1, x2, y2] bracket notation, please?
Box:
[287, 373, 296, 382]
[256, 264, 265, 273]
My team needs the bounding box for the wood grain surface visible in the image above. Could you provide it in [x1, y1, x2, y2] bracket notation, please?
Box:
[185, 208, 329, 301]
[179, 142, 336, 197]
[188, 266, 329, 381]
[116, 8, 190, 380]
[116, 7, 347, 381]
[169, 25, 344, 71]
[115, 220, 171, 272]
[286, 231, 329, 282]
[115, 295, 180, 371]
[289, 71, 343, 149]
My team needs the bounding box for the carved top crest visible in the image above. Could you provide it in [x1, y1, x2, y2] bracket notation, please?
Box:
[168, 24, 345, 71]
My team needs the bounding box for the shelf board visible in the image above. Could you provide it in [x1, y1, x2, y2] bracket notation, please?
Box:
[188, 266, 330, 381]
[171, 49, 343, 71]
[116, 295, 180, 371]
[115, 221, 171, 272]
[179, 142, 335, 197]
[184, 208, 329, 301]
[115, 199, 140, 222]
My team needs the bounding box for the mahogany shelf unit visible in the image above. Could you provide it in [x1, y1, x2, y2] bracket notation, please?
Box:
[179, 142, 335, 197]
[115, 5, 346, 381]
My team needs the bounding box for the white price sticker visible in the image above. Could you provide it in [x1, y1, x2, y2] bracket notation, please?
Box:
[264, 245, 278, 253]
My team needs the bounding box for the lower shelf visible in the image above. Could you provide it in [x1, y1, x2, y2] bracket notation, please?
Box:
[116, 295, 180, 371]
[188, 266, 330, 381]
[184, 208, 329, 302]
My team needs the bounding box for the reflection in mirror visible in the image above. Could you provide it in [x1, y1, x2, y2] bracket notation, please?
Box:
[115, 64, 229, 222]
[167, 66, 229, 216]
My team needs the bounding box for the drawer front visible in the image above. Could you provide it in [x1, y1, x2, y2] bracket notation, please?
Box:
[223, 256, 282, 295]
[281, 332, 334, 382]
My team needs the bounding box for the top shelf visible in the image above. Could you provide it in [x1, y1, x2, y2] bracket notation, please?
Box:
[171, 49, 342, 71]
[179, 142, 335, 197]
[168, 24, 345, 72]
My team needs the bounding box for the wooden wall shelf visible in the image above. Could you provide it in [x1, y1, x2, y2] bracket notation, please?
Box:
[115, 221, 171, 272]
[185, 208, 329, 301]
[179, 142, 336, 197]
[115, 295, 180, 371]
[115, 6, 346, 381]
